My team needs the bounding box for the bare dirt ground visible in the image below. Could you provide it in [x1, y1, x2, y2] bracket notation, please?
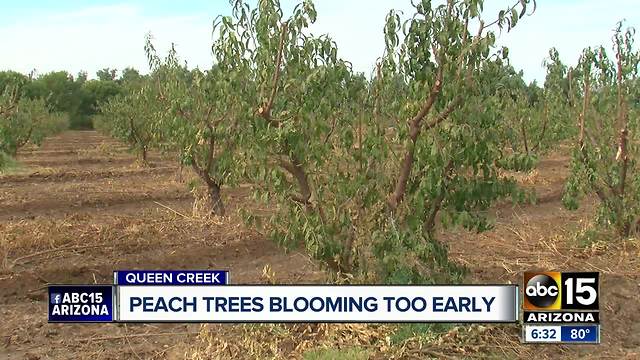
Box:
[0, 131, 638, 359]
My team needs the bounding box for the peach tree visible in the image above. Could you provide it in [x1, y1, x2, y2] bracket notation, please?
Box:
[372, 0, 534, 282]
[99, 80, 161, 166]
[563, 23, 640, 237]
[144, 29, 255, 215]
[1, 96, 61, 157]
[489, 58, 543, 171]
[1, 85, 69, 170]
[542, 48, 577, 146]
[0, 86, 19, 167]
[492, 48, 574, 172]
[230, 0, 535, 283]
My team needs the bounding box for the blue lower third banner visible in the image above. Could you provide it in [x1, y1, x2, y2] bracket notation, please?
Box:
[116, 285, 518, 323]
[48, 285, 114, 322]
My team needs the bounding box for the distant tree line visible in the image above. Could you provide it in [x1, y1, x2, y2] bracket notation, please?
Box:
[0, 67, 142, 129]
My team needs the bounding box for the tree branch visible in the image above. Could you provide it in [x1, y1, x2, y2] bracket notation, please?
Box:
[578, 73, 589, 151]
[576, 67, 615, 203]
[520, 117, 530, 155]
[259, 21, 289, 125]
[278, 155, 312, 205]
[484, 0, 532, 30]
[191, 155, 215, 188]
[322, 114, 339, 146]
[205, 124, 216, 174]
[425, 96, 463, 130]
[16, 124, 34, 150]
[614, 36, 630, 199]
[128, 116, 140, 145]
[531, 104, 548, 153]
[387, 69, 444, 211]
[423, 160, 455, 235]
[0, 88, 19, 118]
[0, 104, 16, 118]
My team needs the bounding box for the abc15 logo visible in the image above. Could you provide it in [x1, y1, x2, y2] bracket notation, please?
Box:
[523, 272, 599, 310]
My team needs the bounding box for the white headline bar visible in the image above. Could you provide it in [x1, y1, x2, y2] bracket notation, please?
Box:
[116, 285, 518, 322]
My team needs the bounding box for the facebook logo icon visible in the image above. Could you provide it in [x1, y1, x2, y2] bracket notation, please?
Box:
[51, 293, 62, 304]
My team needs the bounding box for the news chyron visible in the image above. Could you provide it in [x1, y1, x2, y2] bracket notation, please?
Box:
[522, 272, 600, 344]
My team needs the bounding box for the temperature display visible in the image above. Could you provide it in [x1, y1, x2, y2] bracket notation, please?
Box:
[560, 325, 599, 343]
[523, 325, 600, 344]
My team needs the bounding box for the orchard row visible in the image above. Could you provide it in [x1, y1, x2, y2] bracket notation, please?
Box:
[0, 90, 68, 167]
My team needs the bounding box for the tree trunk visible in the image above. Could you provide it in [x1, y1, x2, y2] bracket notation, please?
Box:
[208, 183, 225, 216]
[139, 146, 149, 167]
[189, 161, 225, 217]
[520, 117, 530, 155]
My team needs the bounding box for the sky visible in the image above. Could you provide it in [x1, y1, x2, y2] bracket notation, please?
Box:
[0, 0, 638, 84]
